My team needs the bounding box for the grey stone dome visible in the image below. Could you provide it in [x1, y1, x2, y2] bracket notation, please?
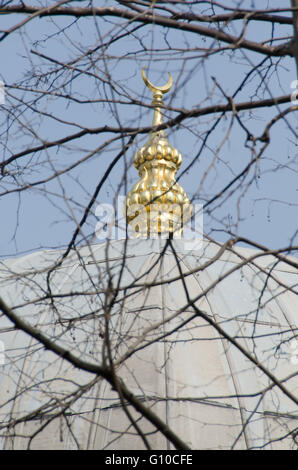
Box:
[0, 239, 297, 449]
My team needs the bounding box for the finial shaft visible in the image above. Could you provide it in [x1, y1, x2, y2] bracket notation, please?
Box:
[142, 68, 173, 129]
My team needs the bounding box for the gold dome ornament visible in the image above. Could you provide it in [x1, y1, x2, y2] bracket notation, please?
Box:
[126, 68, 193, 237]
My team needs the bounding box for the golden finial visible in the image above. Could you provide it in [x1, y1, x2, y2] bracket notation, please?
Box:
[126, 68, 193, 237]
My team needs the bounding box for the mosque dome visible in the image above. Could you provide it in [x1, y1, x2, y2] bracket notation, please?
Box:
[0, 238, 297, 450]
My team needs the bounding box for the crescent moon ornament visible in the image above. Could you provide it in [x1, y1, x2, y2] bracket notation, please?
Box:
[142, 67, 173, 95]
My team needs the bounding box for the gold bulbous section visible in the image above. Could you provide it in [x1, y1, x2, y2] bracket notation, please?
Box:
[126, 69, 193, 236]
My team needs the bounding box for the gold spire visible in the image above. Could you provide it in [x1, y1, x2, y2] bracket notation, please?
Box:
[126, 68, 193, 237]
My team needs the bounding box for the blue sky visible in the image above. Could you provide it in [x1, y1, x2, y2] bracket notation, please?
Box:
[0, 0, 297, 257]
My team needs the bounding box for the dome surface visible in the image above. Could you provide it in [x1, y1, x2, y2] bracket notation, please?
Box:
[0, 239, 297, 450]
